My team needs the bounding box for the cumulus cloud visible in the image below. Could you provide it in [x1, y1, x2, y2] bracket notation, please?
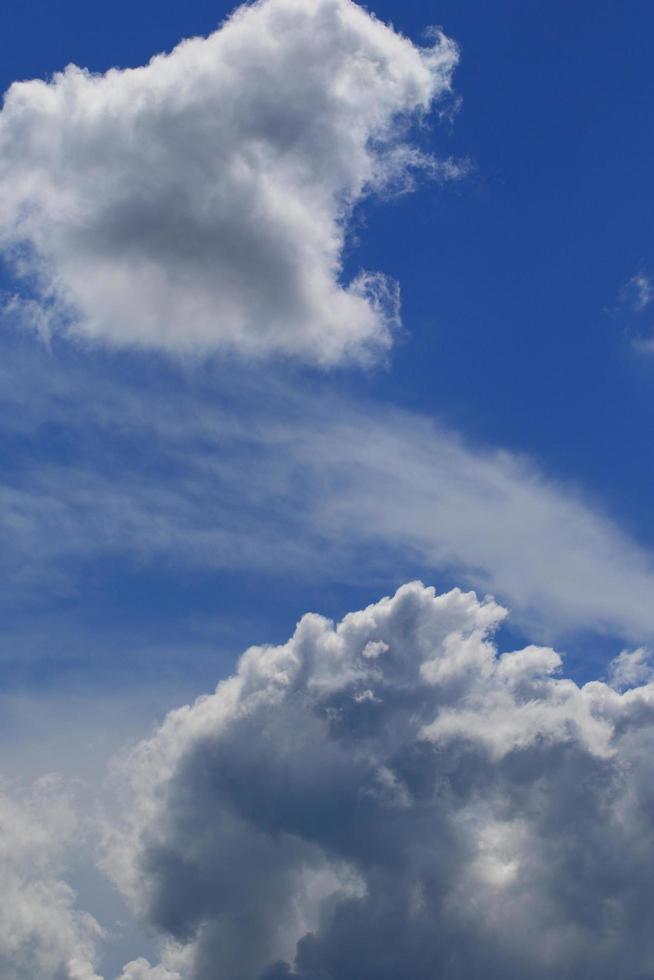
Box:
[118, 948, 191, 980]
[103, 581, 654, 979]
[0, 0, 459, 364]
[609, 646, 654, 690]
[0, 777, 103, 980]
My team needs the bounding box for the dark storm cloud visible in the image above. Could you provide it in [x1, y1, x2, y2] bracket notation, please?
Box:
[104, 582, 654, 979]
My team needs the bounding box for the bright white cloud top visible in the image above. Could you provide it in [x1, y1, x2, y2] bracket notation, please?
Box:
[100, 582, 654, 979]
[0, 0, 458, 363]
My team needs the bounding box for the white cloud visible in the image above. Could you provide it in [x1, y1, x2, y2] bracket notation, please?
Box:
[101, 581, 654, 979]
[622, 272, 654, 313]
[617, 272, 654, 352]
[0, 0, 458, 364]
[609, 646, 654, 690]
[0, 777, 103, 980]
[1, 346, 654, 642]
[117, 948, 191, 980]
[299, 402, 654, 640]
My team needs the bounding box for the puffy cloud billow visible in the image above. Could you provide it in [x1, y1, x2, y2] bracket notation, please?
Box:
[0, 0, 459, 363]
[0, 777, 102, 980]
[103, 582, 654, 980]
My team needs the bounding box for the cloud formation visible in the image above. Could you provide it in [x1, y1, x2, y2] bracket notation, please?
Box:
[622, 273, 654, 313]
[118, 949, 191, 980]
[0, 0, 458, 364]
[103, 581, 654, 979]
[1, 345, 654, 642]
[300, 403, 654, 640]
[0, 777, 102, 980]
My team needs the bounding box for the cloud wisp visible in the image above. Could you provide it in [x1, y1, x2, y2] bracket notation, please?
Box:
[101, 581, 654, 979]
[615, 271, 654, 352]
[621, 273, 654, 314]
[296, 402, 654, 640]
[0, 0, 459, 364]
[1, 347, 653, 642]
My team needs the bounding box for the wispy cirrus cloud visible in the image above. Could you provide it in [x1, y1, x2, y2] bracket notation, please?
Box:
[1, 344, 653, 643]
[621, 272, 654, 313]
[616, 270, 654, 351]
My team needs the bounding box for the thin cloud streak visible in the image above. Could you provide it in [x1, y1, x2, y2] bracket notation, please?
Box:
[0, 346, 653, 641]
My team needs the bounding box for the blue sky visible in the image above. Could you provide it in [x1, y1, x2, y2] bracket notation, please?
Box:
[2, 2, 654, 977]
[5, 0, 654, 515]
[5, 0, 654, 489]
[2, 0, 654, 706]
